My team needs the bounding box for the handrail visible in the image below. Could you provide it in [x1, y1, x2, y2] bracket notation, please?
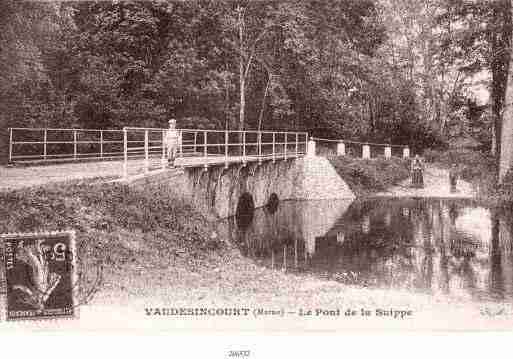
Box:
[4, 127, 308, 179]
[312, 137, 407, 148]
[121, 127, 309, 179]
[9, 127, 122, 132]
[124, 127, 308, 136]
[8, 127, 126, 164]
[7, 127, 409, 177]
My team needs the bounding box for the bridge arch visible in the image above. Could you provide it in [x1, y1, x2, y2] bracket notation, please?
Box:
[236, 192, 255, 229]
[266, 193, 279, 214]
[129, 156, 355, 218]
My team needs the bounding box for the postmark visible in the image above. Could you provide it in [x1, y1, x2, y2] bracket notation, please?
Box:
[1, 231, 77, 321]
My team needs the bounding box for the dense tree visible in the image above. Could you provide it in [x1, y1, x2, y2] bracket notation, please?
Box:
[437, 0, 512, 155]
[1, 0, 445, 163]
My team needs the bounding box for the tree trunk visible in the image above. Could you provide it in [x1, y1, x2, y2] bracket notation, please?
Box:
[257, 74, 270, 131]
[500, 90, 513, 182]
[239, 66, 245, 131]
[238, 6, 245, 132]
[499, 0, 513, 183]
[492, 122, 497, 156]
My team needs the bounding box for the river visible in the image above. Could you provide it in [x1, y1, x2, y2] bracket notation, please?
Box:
[218, 197, 513, 303]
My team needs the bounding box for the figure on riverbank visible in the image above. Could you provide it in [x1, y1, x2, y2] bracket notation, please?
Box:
[165, 119, 180, 167]
[449, 164, 459, 193]
[411, 155, 424, 188]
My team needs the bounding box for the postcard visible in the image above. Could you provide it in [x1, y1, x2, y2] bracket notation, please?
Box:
[1, 0, 513, 336]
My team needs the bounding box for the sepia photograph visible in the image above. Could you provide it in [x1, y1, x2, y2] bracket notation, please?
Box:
[2, 0, 513, 342]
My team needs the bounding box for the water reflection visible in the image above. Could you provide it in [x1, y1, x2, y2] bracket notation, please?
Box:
[218, 198, 513, 303]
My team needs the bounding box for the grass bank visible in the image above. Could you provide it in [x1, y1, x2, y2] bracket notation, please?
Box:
[0, 180, 225, 300]
[0, 180, 218, 250]
[328, 156, 410, 196]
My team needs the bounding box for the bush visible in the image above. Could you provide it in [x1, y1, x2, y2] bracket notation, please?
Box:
[329, 156, 410, 195]
[421, 148, 495, 183]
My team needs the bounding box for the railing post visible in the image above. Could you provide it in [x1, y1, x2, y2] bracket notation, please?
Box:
[295, 133, 298, 157]
[193, 131, 197, 153]
[8, 128, 13, 163]
[100, 130, 104, 159]
[43, 129, 47, 160]
[284, 133, 287, 159]
[178, 130, 183, 157]
[204, 131, 208, 158]
[144, 130, 149, 174]
[161, 130, 167, 169]
[283, 245, 287, 272]
[224, 130, 229, 167]
[294, 238, 298, 268]
[123, 128, 128, 180]
[242, 131, 246, 163]
[73, 130, 78, 160]
[258, 132, 262, 159]
[272, 132, 276, 162]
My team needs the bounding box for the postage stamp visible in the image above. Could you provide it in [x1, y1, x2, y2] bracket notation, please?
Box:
[1, 231, 77, 321]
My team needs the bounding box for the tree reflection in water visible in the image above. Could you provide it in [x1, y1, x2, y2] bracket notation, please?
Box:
[219, 197, 513, 303]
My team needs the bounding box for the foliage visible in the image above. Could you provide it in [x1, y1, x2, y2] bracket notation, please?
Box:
[422, 147, 495, 179]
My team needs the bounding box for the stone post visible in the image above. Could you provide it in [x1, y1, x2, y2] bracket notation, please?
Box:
[403, 147, 410, 159]
[362, 215, 370, 234]
[362, 144, 370, 159]
[385, 211, 392, 227]
[384, 146, 391, 159]
[306, 235, 316, 256]
[336, 142, 346, 156]
[307, 137, 316, 157]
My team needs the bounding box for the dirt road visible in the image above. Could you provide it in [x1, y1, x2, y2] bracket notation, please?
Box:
[0, 161, 125, 190]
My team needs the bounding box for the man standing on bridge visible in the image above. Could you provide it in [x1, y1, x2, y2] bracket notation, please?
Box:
[166, 119, 180, 167]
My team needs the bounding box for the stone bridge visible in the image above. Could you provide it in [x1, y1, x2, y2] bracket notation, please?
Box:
[128, 154, 355, 219]
[6, 126, 409, 219]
